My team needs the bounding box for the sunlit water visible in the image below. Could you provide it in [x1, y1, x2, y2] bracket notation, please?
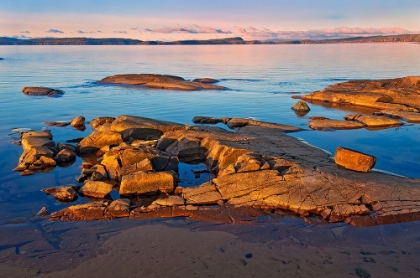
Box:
[0, 44, 420, 275]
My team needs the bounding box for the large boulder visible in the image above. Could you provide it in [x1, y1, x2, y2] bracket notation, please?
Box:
[97, 74, 226, 90]
[334, 147, 376, 172]
[119, 171, 178, 195]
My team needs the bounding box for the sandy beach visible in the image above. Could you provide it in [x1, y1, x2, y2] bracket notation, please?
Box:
[1, 217, 420, 278]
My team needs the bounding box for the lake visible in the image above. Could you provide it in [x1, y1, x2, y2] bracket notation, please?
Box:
[0, 43, 420, 277]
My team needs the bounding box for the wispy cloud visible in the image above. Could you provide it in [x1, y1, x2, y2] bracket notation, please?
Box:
[20, 30, 31, 34]
[77, 30, 96, 34]
[143, 24, 231, 35]
[114, 30, 127, 34]
[46, 29, 64, 34]
[140, 25, 413, 41]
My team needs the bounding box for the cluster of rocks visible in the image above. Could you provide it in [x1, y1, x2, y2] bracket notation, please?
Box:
[13, 113, 420, 227]
[97, 74, 226, 91]
[12, 116, 86, 175]
[293, 76, 420, 130]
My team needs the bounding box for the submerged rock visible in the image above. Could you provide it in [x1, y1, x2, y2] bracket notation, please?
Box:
[192, 78, 219, 83]
[97, 74, 226, 91]
[36, 207, 49, 216]
[41, 185, 80, 202]
[22, 87, 64, 97]
[300, 76, 420, 111]
[44, 121, 70, 127]
[308, 118, 364, 130]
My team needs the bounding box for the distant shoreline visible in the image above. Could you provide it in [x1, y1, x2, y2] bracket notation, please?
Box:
[1, 34, 419, 45]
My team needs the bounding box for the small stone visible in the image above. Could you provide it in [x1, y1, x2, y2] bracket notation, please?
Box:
[291, 100, 310, 111]
[36, 207, 49, 216]
[71, 116, 86, 127]
[174, 186, 183, 195]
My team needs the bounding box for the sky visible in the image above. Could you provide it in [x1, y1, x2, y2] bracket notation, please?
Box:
[1, 0, 419, 41]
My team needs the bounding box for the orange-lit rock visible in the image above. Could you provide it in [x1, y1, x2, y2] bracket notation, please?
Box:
[334, 146, 376, 172]
[98, 74, 226, 90]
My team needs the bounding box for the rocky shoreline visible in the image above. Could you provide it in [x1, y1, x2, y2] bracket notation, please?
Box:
[13, 113, 420, 227]
[12, 75, 420, 227]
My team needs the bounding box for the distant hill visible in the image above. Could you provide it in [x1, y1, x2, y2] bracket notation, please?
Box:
[0, 34, 419, 45]
[278, 34, 420, 44]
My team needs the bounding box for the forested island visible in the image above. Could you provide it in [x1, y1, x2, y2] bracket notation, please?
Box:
[1, 34, 419, 45]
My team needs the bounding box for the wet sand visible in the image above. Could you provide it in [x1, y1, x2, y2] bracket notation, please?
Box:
[1, 217, 420, 278]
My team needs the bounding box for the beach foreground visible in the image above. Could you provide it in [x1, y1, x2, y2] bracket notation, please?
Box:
[1, 218, 420, 277]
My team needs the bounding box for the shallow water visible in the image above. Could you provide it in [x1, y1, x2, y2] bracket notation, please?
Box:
[1, 43, 420, 276]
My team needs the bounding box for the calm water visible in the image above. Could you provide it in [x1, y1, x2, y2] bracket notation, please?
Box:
[1, 44, 420, 276]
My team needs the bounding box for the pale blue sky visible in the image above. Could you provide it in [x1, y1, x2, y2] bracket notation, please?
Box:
[1, 0, 419, 40]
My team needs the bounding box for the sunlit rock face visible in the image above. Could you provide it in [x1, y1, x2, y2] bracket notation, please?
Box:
[300, 76, 420, 111]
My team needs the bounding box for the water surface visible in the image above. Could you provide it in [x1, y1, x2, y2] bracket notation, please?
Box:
[0, 43, 420, 276]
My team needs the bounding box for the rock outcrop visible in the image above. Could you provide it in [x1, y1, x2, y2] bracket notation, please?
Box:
[308, 118, 365, 130]
[308, 114, 404, 130]
[343, 114, 402, 127]
[22, 87, 64, 97]
[97, 74, 226, 90]
[43, 115, 420, 227]
[299, 76, 420, 111]
[13, 131, 58, 173]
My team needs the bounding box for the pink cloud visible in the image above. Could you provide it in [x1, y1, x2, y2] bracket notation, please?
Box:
[144, 24, 231, 34]
[141, 25, 414, 41]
